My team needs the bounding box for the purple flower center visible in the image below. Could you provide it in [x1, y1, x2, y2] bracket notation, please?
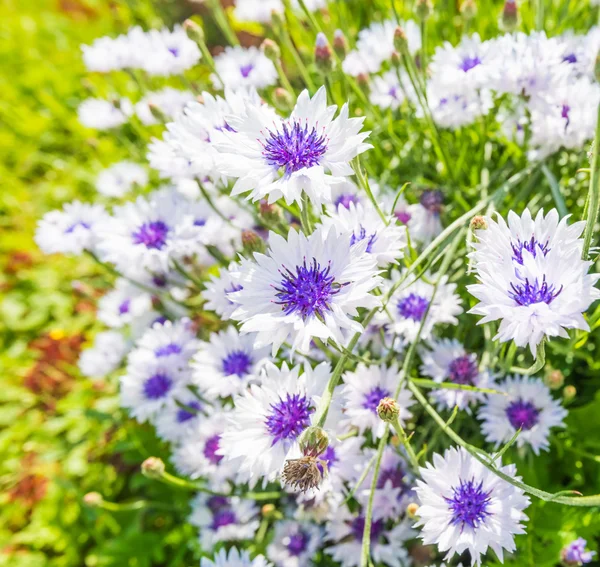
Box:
[509, 276, 562, 306]
[265, 393, 314, 445]
[377, 463, 406, 490]
[334, 193, 359, 209]
[388, 86, 399, 99]
[505, 399, 540, 430]
[240, 63, 254, 77]
[207, 495, 229, 512]
[143, 373, 172, 400]
[511, 236, 550, 265]
[350, 226, 378, 253]
[262, 121, 328, 176]
[363, 386, 391, 413]
[153, 316, 168, 326]
[274, 258, 343, 320]
[132, 221, 169, 250]
[118, 299, 130, 315]
[563, 538, 595, 564]
[155, 343, 182, 357]
[176, 401, 202, 423]
[168, 46, 179, 57]
[563, 53, 577, 64]
[211, 507, 237, 530]
[194, 218, 207, 227]
[397, 293, 429, 321]
[460, 55, 482, 72]
[65, 221, 91, 234]
[394, 210, 412, 225]
[420, 190, 443, 213]
[286, 530, 310, 556]
[203, 434, 224, 465]
[152, 274, 167, 288]
[350, 516, 385, 542]
[561, 104, 571, 129]
[221, 350, 252, 377]
[445, 478, 491, 530]
[448, 355, 478, 385]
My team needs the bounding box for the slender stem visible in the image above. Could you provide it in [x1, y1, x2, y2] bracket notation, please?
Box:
[276, 24, 316, 91]
[411, 377, 506, 395]
[275, 59, 296, 96]
[90, 498, 176, 512]
[390, 418, 420, 470]
[352, 157, 388, 224]
[582, 103, 600, 260]
[207, 0, 239, 45]
[300, 193, 314, 234]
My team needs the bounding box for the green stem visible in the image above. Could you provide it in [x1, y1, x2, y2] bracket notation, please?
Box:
[411, 377, 506, 395]
[582, 103, 600, 260]
[300, 193, 314, 234]
[390, 418, 420, 470]
[277, 24, 316, 91]
[91, 498, 176, 512]
[352, 157, 388, 224]
[275, 59, 296, 96]
[207, 0, 239, 45]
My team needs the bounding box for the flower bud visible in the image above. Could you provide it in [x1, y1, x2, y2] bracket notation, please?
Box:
[460, 0, 477, 20]
[420, 189, 444, 213]
[394, 27, 409, 54]
[470, 215, 488, 231]
[391, 50, 402, 68]
[148, 102, 169, 123]
[545, 369, 564, 390]
[141, 457, 165, 479]
[83, 492, 103, 507]
[242, 230, 266, 255]
[501, 0, 518, 32]
[416, 0, 432, 20]
[299, 426, 329, 457]
[271, 9, 285, 30]
[563, 385, 576, 401]
[314, 33, 334, 73]
[183, 19, 205, 44]
[261, 503, 276, 516]
[261, 39, 281, 63]
[406, 502, 419, 518]
[333, 29, 348, 58]
[377, 397, 400, 423]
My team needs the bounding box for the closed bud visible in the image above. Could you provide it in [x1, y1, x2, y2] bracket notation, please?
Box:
[259, 200, 284, 223]
[183, 19, 205, 44]
[406, 502, 419, 518]
[460, 0, 477, 20]
[356, 72, 370, 86]
[242, 230, 266, 255]
[148, 102, 169, 123]
[470, 215, 488, 230]
[501, 0, 518, 32]
[314, 33, 334, 73]
[333, 29, 348, 58]
[261, 503, 276, 516]
[83, 492, 103, 507]
[261, 39, 281, 62]
[299, 426, 329, 457]
[545, 369, 564, 390]
[141, 457, 165, 479]
[563, 385, 576, 401]
[273, 87, 294, 111]
[377, 397, 400, 423]
[394, 27, 409, 54]
[391, 50, 402, 68]
[416, 0, 432, 20]
[271, 9, 285, 30]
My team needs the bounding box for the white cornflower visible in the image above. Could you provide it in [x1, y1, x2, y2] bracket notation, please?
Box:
[189, 493, 260, 549]
[135, 87, 194, 126]
[267, 520, 322, 567]
[191, 327, 270, 400]
[203, 263, 243, 320]
[96, 161, 148, 197]
[219, 361, 338, 484]
[382, 270, 463, 342]
[201, 548, 271, 567]
[467, 209, 600, 356]
[341, 363, 414, 438]
[388, 192, 444, 246]
[212, 86, 372, 207]
[35, 201, 109, 255]
[328, 180, 369, 212]
[325, 506, 414, 567]
[233, 0, 284, 23]
[319, 202, 407, 267]
[154, 390, 206, 444]
[419, 339, 493, 411]
[78, 331, 128, 378]
[478, 375, 567, 455]
[426, 85, 494, 129]
[147, 138, 198, 181]
[212, 46, 277, 90]
[97, 279, 153, 329]
[414, 446, 530, 567]
[230, 226, 382, 355]
[81, 34, 132, 72]
[142, 25, 201, 76]
[369, 70, 414, 110]
[77, 98, 132, 130]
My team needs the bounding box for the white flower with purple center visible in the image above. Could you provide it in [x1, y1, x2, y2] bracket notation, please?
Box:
[141, 25, 201, 76]
[230, 226, 382, 355]
[233, 0, 284, 23]
[467, 209, 600, 356]
[319, 202, 407, 267]
[201, 548, 271, 567]
[134, 87, 194, 126]
[154, 389, 206, 444]
[204, 263, 244, 320]
[120, 359, 191, 423]
[561, 538, 597, 566]
[425, 85, 494, 130]
[420, 338, 493, 411]
[77, 98, 132, 130]
[78, 331, 129, 378]
[325, 505, 414, 567]
[341, 363, 414, 438]
[478, 375, 567, 455]
[96, 161, 148, 198]
[267, 520, 322, 567]
[212, 46, 277, 90]
[327, 179, 370, 213]
[191, 327, 270, 399]
[212, 86, 372, 207]
[388, 192, 444, 246]
[382, 269, 462, 342]
[219, 361, 337, 484]
[97, 279, 153, 329]
[369, 70, 414, 110]
[189, 493, 260, 549]
[414, 446, 530, 567]
[35, 201, 109, 256]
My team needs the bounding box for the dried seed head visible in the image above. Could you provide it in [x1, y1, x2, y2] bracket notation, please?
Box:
[281, 456, 324, 492]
